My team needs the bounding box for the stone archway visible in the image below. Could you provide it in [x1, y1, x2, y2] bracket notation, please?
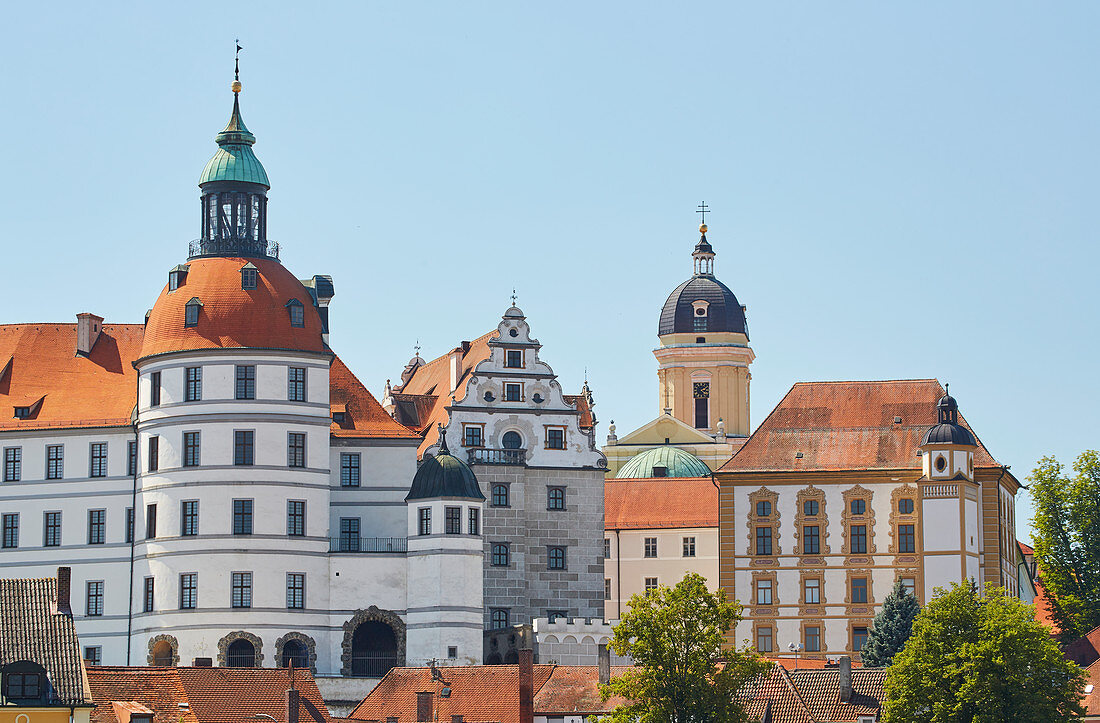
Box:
[275, 632, 317, 673]
[147, 634, 179, 666]
[217, 631, 264, 668]
[341, 606, 406, 677]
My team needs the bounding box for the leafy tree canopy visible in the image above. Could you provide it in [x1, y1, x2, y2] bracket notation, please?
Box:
[601, 572, 770, 723]
[882, 582, 1084, 723]
[1029, 450, 1100, 641]
[861, 579, 920, 668]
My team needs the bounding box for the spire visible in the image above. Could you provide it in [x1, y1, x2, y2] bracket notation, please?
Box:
[437, 423, 450, 455]
[217, 42, 256, 147]
[693, 202, 715, 276]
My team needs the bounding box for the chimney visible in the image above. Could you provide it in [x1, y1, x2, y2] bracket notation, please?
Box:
[449, 348, 463, 394]
[56, 566, 71, 615]
[518, 648, 534, 723]
[838, 655, 852, 703]
[76, 313, 103, 356]
[598, 644, 611, 685]
[285, 688, 300, 723]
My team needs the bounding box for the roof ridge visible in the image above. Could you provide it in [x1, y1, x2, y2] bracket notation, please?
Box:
[774, 664, 819, 722]
[415, 330, 498, 370]
[791, 378, 940, 386]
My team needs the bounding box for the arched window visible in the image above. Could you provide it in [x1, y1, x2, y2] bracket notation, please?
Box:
[491, 484, 509, 507]
[152, 639, 174, 666]
[351, 621, 398, 677]
[281, 640, 309, 669]
[490, 609, 510, 629]
[226, 639, 256, 668]
[502, 432, 522, 450]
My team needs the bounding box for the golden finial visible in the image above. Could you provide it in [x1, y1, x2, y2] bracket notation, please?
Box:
[231, 80, 242, 93]
[699, 223, 708, 234]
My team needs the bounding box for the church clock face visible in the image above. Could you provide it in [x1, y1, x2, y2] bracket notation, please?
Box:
[693, 382, 710, 399]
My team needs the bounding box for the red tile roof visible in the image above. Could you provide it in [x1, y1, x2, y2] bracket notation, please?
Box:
[1064, 626, 1100, 668]
[87, 666, 331, 723]
[141, 257, 325, 360]
[721, 379, 1000, 473]
[1033, 574, 1062, 635]
[743, 664, 886, 723]
[1082, 659, 1100, 718]
[534, 665, 631, 714]
[330, 356, 419, 440]
[604, 477, 718, 530]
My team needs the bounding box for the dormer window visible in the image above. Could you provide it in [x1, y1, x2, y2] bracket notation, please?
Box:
[286, 299, 305, 327]
[2, 661, 48, 703]
[168, 265, 189, 291]
[184, 298, 203, 328]
[693, 306, 708, 332]
[13, 407, 30, 419]
[332, 412, 346, 424]
[240, 263, 258, 290]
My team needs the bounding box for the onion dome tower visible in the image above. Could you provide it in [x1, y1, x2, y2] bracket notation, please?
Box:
[653, 216, 754, 438]
[920, 386, 977, 482]
[405, 427, 485, 665]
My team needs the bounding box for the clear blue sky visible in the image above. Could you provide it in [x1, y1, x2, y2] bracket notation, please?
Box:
[1, 3, 1097, 541]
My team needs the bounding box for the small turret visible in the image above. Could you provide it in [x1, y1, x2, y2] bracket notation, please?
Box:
[920, 385, 977, 482]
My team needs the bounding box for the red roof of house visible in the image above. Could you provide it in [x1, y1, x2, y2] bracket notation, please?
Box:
[1082, 659, 1100, 718]
[721, 379, 1000, 473]
[1032, 575, 1062, 635]
[87, 666, 331, 723]
[330, 356, 420, 440]
[604, 477, 718, 530]
[533, 665, 631, 714]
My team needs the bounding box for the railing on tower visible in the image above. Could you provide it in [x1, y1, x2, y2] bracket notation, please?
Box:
[468, 448, 527, 466]
[350, 652, 400, 677]
[188, 238, 280, 260]
[329, 536, 408, 553]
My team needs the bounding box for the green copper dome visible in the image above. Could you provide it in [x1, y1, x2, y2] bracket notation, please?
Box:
[406, 428, 485, 501]
[199, 94, 270, 188]
[616, 445, 711, 479]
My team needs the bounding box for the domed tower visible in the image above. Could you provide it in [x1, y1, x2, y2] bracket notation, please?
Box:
[405, 427, 485, 665]
[654, 222, 754, 439]
[919, 387, 977, 482]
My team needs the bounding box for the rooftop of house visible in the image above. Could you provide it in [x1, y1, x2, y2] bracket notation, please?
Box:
[744, 664, 887, 723]
[604, 476, 718, 530]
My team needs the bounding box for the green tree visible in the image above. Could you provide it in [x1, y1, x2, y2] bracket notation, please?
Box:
[882, 581, 1085, 723]
[861, 579, 920, 667]
[1029, 450, 1100, 641]
[601, 572, 770, 723]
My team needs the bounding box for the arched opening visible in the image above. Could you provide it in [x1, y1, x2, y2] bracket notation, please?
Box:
[485, 653, 503, 665]
[226, 639, 256, 668]
[352, 621, 398, 677]
[152, 640, 174, 666]
[502, 431, 522, 450]
[281, 639, 309, 669]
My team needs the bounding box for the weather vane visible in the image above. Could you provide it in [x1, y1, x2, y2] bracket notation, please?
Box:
[697, 201, 709, 225]
[234, 39, 242, 81]
[511, 288, 517, 306]
[414, 339, 420, 356]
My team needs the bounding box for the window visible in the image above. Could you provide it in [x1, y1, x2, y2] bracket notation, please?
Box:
[146, 504, 157, 539]
[898, 524, 916, 553]
[504, 349, 523, 368]
[805, 626, 821, 652]
[755, 526, 772, 555]
[644, 537, 658, 558]
[1, 513, 18, 548]
[147, 436, 159, 472]
[756, 579, 773, 605]
[87, 442, 108, 477]
[803, 525, 820, 554]
[46, 445, 64, 479]
[88, 509, 106, 544]
[234, 430, 254, 466]
[181, 500, 199, 536]
[3, 447, 21, 481]
[491, 484, 509, 507]
[803, 499, 819, 516]
[756, 500, 771, 517]
[468, 507, 479, 535]
[683, 536, 696, 557]
[448, 646, 458, 660]
[652, 465, 668, 478]
[851, 499, 866, 515]
[183, 432, 201, 467]
[491, 543, 510, 567]
[233, 500, 253, 535]
[547, 610, 568, 623]
[340, 453, 360, 487]
[241, 266, 258, 290]
[504, 383, 522, 401]
[899, 498, 914, 514]
[185, 366, 202, 401]
[3, 668, 41, 701]
[180, 573, 197, 609]
[231, 572, 252, 608]
[757, 626, 773, 653]
[143, 576, 155, 613]
[502, 431, 522, 449]
[235, 365, 256, 400]
[604, 538, 611, 559]
[445, 506, 461, 535]
[548, 546, 566, 570]
[84, 646, 102, 665]
[545, 427, 565, 450]
[490, 609, 509, 629]
[901, 577, 917, 597]
[149, 371, 162, 407]
[287, 500, 305, 537]
[288, 367, 306, 402]
[418, 507, 431, 536]
[287, 299, 305, 327]
[339, 517, 360, 551]
[693, 381, 710, 429]
[184, 299, 201, 327]
[125, 507, 134, 544]
[605, 578, 612, 600]
[852, 577, 868, 604]
[804, 578, 821, 604]
[127, 440, 137, 476]
[853, 626, 869, 653]
[288, 432, 306, 468]
[287, 573, 305, 609]
[644, 577, 659, 593]
[694, 313, 707, 332]
[12, 406, 30, 419]
[86, 580, 104, 616]
[547, 487, 565, 510]
[463, 425, 483, 447]
[44, 511, 61, 547]
[850, 525, 867, 554]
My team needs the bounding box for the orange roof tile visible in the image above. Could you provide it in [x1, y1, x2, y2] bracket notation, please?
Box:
[1032, 574, 1062, 635]
[534, 665, 631, 714]
[721, 379, 1000, 473]
[563, 393, 595, 430]
[141, 257, 325, 360]
[604, 477, 718, 530]
[1019, 540, 1035, 555]
[1082, 659, 1100, 717]
[330, 356, 419, 439]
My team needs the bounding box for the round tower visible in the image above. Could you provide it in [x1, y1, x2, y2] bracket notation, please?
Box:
[919, 387, 977, 482]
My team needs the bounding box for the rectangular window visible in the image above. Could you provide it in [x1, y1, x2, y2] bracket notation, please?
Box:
[180, 573, 197, 609]
[901, 577, 917, 597]
[181, 500, 199, 537]
[88, 509, 106, 544]
[287, 367, 306, 402]
[492, 484, 509, 507]
[84, 646, 102, 665]
[289, 303, 305, 327]
[605, 578, 612, 600]
[287, 573, 305, 609]
[287, 432, 306, 468]
[232, 500, 253, 535]
[234, 430, 255, 466]
[490, 609, 509, 630]
[287, 500, 305, 537]
[545, 427, 565, 450]
[1, 513, 18, 548]
[146, 504, 157, 539]
[755, 526, 772, 556]
[805, 626, 821, 652]
[505, 349, 523, 368]
[604, 538, 611, 559]
[143, 576, 155, 613]
[850, 525, 867, 554]
[183, 432, 201, 467]
[504, 383, 522, 402]
[644, 577, 659, 593]
[463, 425, 483, 447]
[683, 536, 696, 557]
[757, 626, 773, 653]
[185, 366, 202, 402]
[241, 267, 258, 290]
[46, 445, 64, 479]
[644, 537, 658, 558]
[89, 442, 108, 478]
[547, 487, 565, 510]
[147, 436, 159, 472]
[852, 577, 868, 604]
[340, 453, 361, 487]
[125, 507, 134, 544]
[235, 365, 256, 400]
[150, 371, 161, 407]
[756, 579, 773, 605]
[86, 580, 104, 616]
[548, 545, 566, 570]
[418, 507, 431, 536]
[803, 525, 820, 555]
[339, 517, 360, 551]
[804, 578, 821, 604]
[44, 511, 61, 547]
[231, 572, 252, 608]
[491, 543, 510, 566]
[3, 447, 21, 482]
[853, 626, 869, 653]
[127, 441, 137, 477]
[468, 507, 479, 536]
[898, 524, 916, 553]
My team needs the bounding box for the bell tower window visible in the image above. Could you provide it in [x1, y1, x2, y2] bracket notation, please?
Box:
[693, 382, 710, 429]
